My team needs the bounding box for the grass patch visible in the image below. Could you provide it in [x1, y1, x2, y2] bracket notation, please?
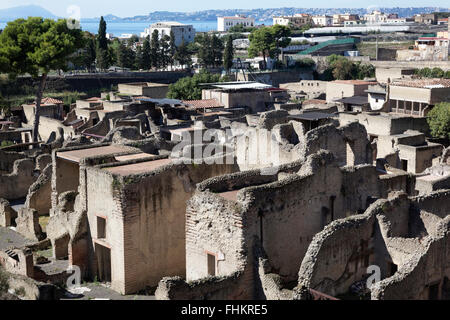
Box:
[35, 247, 53, 259]
[39, 215, 50, 233]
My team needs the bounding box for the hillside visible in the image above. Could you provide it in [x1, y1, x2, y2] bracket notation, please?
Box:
[0, 5, 57, 21]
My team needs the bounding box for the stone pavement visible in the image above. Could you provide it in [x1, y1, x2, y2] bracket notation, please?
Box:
[60, 282, 156, 300]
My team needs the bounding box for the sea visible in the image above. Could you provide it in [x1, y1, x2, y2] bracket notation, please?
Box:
[0, 20, 273, 36]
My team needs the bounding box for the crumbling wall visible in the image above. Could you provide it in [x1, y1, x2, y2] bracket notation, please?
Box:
[155, 272, 249, 300]
[0, 248, 34, 278]
[299, 121, 371, 167]
[0, 150, 25, 174]
[0, 159, 37, 200]
[372, 216, 450, 300]
[296, 209, 377, 298]
[15, 208, 45, 242]
[295, 190, 450, 300]
[0, 199, 17, 227]
[25, 164, 52, 216]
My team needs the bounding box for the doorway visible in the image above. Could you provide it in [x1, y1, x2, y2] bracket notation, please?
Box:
[207, 253, 216, 276]
[401, 159, 408, 171]
[95, 243, 111, 282]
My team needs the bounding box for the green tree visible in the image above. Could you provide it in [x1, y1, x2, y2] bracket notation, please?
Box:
[169, 30, 176, 69]
[223, 35, 234, 73]
[271, 24, 291, 63]
[331, 58, 356, 80]
[150, 30, 160, 69]
[431, 67, 444, 78]
[160, 34, 171, 69]
[0, 17, 84, 142]
[356, 62, 375, 79]
[135, 45, 143, 70]
[174, 40, 192, 68]
[248, 27, 274, 68]
[196, 33, 212, 68]
[167, 70, 222, 100]
[116, 41, 135, 69]
[127, 35, 139, 46]
[83, 34, 97, 72]
[96, 16, 110, 70]
[427, 102, 450, 139]
[211, 34, 224, 68]
[142, 36, 151, 70]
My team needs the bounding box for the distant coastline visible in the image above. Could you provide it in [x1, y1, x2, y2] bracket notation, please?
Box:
[0, 20, 274, 35]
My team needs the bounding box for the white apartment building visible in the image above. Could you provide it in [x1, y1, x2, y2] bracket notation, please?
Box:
[364, 11, 406, 25]
[332, 13, 359, 25]
[273, 14, 312, 28]
[312, 15, 333, 27]
[217, 15, 255, 32]
[364, 10, 388, 24]
[140, 21, 195, 46]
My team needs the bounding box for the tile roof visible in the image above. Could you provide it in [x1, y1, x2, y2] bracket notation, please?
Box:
[182, 99, 224, 109]
[41, 97, 63, 105]
[391, 78, 450, 88]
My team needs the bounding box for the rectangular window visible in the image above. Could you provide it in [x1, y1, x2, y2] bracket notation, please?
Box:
[97, 216, 106, 239]
[207, 253, 216, 276]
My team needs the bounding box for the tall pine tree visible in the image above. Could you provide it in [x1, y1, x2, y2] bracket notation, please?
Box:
[96, 16, 110, 70]
[142, 36, 151, 70]
[169, 30, 176, 69]
[150, 30, 160, 69]
[223, 35, 234, 73]
[135, 45, 143, 70]
[174, 40, 192, 68]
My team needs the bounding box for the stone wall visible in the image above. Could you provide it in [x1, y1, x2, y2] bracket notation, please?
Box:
[0, 159, 37, 200]
[0, 150, 26, 174]
[25, 164, 52, 216]
[84, 157, 239, 294]
[295, 190, 450, 300]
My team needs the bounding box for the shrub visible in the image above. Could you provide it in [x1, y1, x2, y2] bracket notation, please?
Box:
[427, 102, 450, 139]
[167, 70, 222, 100]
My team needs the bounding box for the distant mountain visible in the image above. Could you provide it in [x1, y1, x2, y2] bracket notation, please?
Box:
[0, 5, 57, 21]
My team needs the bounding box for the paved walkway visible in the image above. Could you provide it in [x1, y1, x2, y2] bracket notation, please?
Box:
[61, 282, 156, 300]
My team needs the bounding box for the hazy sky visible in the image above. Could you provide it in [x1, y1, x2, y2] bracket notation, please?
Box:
[1, 0, 448, 18]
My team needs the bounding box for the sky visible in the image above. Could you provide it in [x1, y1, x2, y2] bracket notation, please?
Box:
[0, 0, 448, 18]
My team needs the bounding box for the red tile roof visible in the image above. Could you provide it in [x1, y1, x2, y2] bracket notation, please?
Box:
[41, 97, 63, 105]
[182, 99, 224, 109]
